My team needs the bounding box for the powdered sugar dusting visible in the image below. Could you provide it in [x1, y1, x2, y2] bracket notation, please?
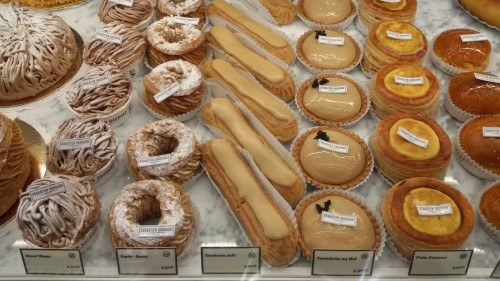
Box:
[157, 0, 202, 14]
[146, 16, 202, 55]
[147, 60, 202, 97]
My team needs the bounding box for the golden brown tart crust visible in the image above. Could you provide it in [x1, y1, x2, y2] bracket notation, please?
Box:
[362, 0, 417, 16]
[480, 182, 500, 228]
[448, 72, 500, 116]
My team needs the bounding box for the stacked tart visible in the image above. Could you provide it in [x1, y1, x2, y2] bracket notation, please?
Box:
[445, 72, 500, 122]
[17, 175, 101, 249]
[371, 113, 452, 184]
[0, 5, 78, 102]
[381, 177, 474, 261]
[0, 114, 31, 217]
[455, 116, 500, 180]
[357, 0, 417, 35]
[431, 29, 491, 76]
[156, 0, 206, 30]
[108, 180, 195, 254]
[370, 63, 440, 119]
[479, 182, 500, 241]
[362, 21, 427, 76]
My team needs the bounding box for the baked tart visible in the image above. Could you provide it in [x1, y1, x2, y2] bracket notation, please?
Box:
[479, 182, 500, 241]
[296, 29, 361, 73]
[292, 126, 373, 190]
[371, 113, 452, 184]
[357, 0, 417, 35]
[361, 21, 427, 77]
[455, 116, 500, 180]
[296, 73, 369, 126]
[445, 72, 500, 122]
[296, 0, 357, 29]
[458, 0, 500, 29]
[431, 29, 491, 76]
[295, 190, 384, 260]
[370, 63, 440, 119]
[381, 177, 475, 261]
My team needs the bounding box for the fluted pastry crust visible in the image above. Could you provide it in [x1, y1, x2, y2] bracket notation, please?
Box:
[458, 0, 500, 28]
[480, 182, 500, 228]
[359, 0, 416, 31]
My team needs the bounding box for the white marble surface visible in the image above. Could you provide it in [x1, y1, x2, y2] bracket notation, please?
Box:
[0, 0, 499, 279]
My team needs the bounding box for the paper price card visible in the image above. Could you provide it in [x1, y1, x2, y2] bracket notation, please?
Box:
[409, 250, 473, 276]
[20, 249, 84, 275]
[492, 260, 500, 278]
[116, 248, 177, 275]
[312, 250, 375, 276]
[201, 247, 260, 274]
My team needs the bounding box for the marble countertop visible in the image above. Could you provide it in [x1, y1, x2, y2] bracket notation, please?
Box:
[0, 0, 499, 279]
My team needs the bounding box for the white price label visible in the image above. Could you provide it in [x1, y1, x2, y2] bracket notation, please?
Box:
[394, 75, 424, 85]
[409, 250, 473, 275]
[201, 247, 260, 274]
[460, 34, 488, 42]
[319, 85, 348, 93]
[109, 0, 134, 6]
[321, 211, 357, 227]
[29, 181, 66, 201]
[379, 0, 401, 2]
[138, 225, 175, 238]
[20, 249, 84, 275]
[318, 36, 345, 46]
[153, 82, 181, 103]
[397, 127, 429, 148]
[312, 250, 375, 276]
[318, 139, 349, 154]
[416, 203, 453, 216]
[57, 138, 93, 150]
[0, 25, 10, 35]
[483, 127, 500, 138]
[96, 31, 123, 44]
[80, 74, 110, 90]
[117, 248, 177, 275]
[137, 154, 171, 167]
[474, 73, 500, 84]
[387, 30, 412, 40]
[172, 17, 200, 25]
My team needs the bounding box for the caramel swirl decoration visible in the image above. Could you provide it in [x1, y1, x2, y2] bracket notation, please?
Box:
[98, 0, 152, 25]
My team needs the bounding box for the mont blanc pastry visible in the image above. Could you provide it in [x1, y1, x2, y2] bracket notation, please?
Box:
[98, 0, 153, 27]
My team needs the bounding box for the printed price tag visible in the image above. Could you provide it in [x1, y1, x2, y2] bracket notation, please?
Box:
[460, 34, 488, 42]
[379, 0, 401, 2]
[116, 248, 177, 275]
[0, 25, 10, 35]
[103, 104, 131, 127]
[96, 31, 123, 44]
[109, 0, 133, 6]
[318, 139, 349, 154]
[20, 249, 84, 275]
[154, 82, 181, 103]
[80, 74, 110, 90]
[491, 260, 500, 278]
[416, 203, 453, 216]
[474, 73, 500, 84]
[394, 75, 424, 85]
[138, 225, 175, 238]
[57, 138, 92, 151]
[387, 30, 412, 40]
[312, 250, 375, 276]
[409, 250, 473, 275]
[483, 127, 500, 138]
[319, 85, 348, 93]
[397, 127, 429, 148]
[321, 211, 357, 227]
[172, 17, 200, 25]
[201, 247, 260, 274]
[137, 154, 171, 167]
[29, 181, 66, 201]
[318, 36, 345, 46]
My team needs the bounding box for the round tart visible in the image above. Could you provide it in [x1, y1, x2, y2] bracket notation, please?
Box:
[143, 60, 204, 119]
[479, 182, 500, 241]
[370, 63, 440, 119]
[292, 126, 373, 190]
[156, 0, 206, 30]
[126, 119, 202, 185]
[83, 22, 146, 71]
[458, 0, 500, 29]
[108, 180, 195, 253]
[46, 118, 118, 186]
[296, 73, 369, 126]
[98, 0, 153, 28]
[357, 0, 417, 35]
[296, 0, 356, 28]
[371, 113, 452, 184]
[146, 16, 206, 68]
[361, 21, 427, 76]
[431, 29, 491, 75]
[296, 29, 361, 73]
[445, 72, 500, 122]
[455, 116, 500, 180]
[65, 65, 133, 125]
[295, 190, 383, 260]
[17, 175, 101, 249]
[381, 177, 475, 261]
